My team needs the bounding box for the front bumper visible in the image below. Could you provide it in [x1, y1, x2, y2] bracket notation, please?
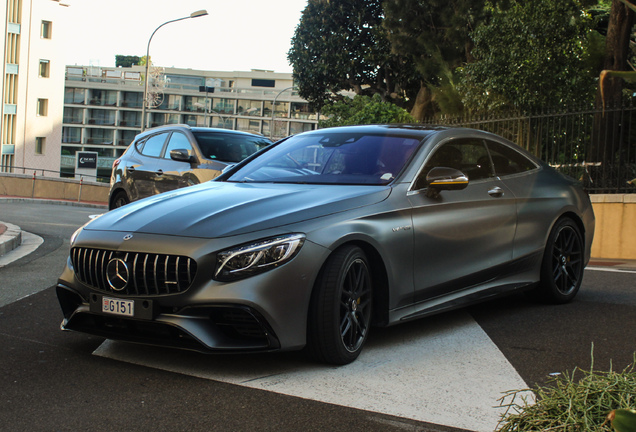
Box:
[56, 230, 329, 354]
[57, 284, 281, 353]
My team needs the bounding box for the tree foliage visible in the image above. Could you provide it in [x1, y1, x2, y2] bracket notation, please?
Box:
[115, 55, 141, 68]
[382, 0, 492, 118]
[458, 0, 600, 112]
[287, 0, 420, 111]
[383, 0, 490, 81]
[319, 94, 416, 128]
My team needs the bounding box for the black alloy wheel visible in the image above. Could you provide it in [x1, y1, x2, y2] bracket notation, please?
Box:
[536, 218, 584, 304]
[307, 245, 373, 365]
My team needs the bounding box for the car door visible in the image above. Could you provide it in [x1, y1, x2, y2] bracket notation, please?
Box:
[125, 132, 169, 201]
[483, 139, 546, 260]
[407, 138, 518, 304]
[154, 131, 198, 194]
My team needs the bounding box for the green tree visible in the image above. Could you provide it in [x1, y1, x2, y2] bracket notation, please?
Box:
[320, 94, 416, 128]
[115, 55, 141, 68]
[458, 0, 599, 112]
[383, 0, 491, 119]
[287, 0, 420, 111]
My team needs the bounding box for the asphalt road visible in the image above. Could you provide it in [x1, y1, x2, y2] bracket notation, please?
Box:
[1, 200, 635, 432]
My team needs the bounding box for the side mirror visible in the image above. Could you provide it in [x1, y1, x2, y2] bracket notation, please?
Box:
[426, 167, 469, 198]
[170, 148, 194, 163]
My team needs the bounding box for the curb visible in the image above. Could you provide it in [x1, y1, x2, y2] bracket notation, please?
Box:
[0, 221, 22, 257]
[0, 196, 107, 209]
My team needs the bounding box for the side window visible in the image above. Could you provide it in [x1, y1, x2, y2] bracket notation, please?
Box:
[138, 132, 169, 158]
[485, 140, 538, 176]
[164, 132, 193, 159]
[415, 138, 493, 189]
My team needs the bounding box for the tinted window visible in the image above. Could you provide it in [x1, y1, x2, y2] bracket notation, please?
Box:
[193, 132, 264, 163]
[138, 132, 169, 157]
[164, 132, 192, 159]
[485, 140, 538, 176]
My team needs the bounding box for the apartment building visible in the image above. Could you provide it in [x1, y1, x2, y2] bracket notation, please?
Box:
[1, 0, 67, 175]
[62, 65, 319, 180]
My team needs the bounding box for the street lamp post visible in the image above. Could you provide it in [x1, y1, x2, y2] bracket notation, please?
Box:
[141, 10, 208, 131]
[270, 86, 294, 140]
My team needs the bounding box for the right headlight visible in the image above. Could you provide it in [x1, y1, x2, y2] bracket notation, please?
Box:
[214, 234, 306, 282]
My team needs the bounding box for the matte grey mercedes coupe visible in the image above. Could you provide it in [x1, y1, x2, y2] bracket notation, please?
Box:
[56, 125, 595, 365]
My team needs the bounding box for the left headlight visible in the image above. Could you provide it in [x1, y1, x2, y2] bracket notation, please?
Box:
[214, 234, 305, 282]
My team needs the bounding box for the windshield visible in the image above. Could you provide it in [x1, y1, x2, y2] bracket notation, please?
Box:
[193, 132, 271, 163]
[226, 132, 422, 185]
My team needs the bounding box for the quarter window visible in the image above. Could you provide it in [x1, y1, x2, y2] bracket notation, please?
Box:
[485, 140, 538, 176]
[138, 132, 169, 157]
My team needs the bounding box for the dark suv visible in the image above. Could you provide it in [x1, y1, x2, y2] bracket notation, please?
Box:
[108, 125, 270, 209]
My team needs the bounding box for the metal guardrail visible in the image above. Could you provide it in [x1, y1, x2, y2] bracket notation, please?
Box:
[1, 166, 110, 183]
[0, 168, 109, 204]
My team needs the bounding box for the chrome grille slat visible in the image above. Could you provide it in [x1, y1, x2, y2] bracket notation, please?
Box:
[87, 249, 95, 288]
[153, 255, 160, 294]
[132, 253, 140, 295]
[70, 247, 196, 296]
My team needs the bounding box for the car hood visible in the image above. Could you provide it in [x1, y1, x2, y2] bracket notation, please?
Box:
[89, 182, 391, 238]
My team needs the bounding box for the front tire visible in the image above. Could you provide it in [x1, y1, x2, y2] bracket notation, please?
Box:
[307, 246, 373, 365]
[534, 218, 584, 304]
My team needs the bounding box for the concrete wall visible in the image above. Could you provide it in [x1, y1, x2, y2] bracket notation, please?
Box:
[0, 173, 108, 204]
[0, 173, 634, 260]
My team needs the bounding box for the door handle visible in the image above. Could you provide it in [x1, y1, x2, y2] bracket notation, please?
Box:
[127, 166, 135, 172]
[488, 187, 504, 197]
[155, 169, 164, 176]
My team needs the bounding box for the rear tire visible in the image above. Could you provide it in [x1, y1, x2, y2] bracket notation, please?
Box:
[533, 218, 584, 304]
[110, 190, 130, 210]
[307, 246, 373, 365]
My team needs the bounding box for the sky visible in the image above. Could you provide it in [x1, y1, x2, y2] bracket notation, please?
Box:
[62, 0, 308, 73]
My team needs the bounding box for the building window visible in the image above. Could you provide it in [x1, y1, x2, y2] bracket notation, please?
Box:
[39, 60, 50, 77]
[35, 137, 45, 155]
[37, 99, 48, 116]
[41, 21, 52, 39]
[251, 79, 275, 88]
[64, 88, 85, 104]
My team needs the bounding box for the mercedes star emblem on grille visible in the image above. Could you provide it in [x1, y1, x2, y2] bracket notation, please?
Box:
[106, 258, 130, 291]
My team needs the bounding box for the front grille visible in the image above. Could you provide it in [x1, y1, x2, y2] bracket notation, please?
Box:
[71, 247, 197, 296]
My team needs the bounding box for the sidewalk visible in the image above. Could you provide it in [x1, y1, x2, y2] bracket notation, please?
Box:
[0, 197, 106, 261]
[0, 221, 21, 257]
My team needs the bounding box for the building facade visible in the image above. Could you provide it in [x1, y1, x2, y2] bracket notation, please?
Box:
[1, 0, 67, 176]
[62, 65, 319, 180]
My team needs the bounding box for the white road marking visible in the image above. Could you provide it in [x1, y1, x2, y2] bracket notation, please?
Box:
[586, 266, 636, 274]
[94, 310, 532, 432]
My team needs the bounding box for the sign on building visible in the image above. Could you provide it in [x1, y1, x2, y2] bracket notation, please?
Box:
[75, 151, 98, 180]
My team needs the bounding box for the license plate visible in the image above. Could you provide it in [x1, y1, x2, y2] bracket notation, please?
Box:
[102, 297, 134, 317]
